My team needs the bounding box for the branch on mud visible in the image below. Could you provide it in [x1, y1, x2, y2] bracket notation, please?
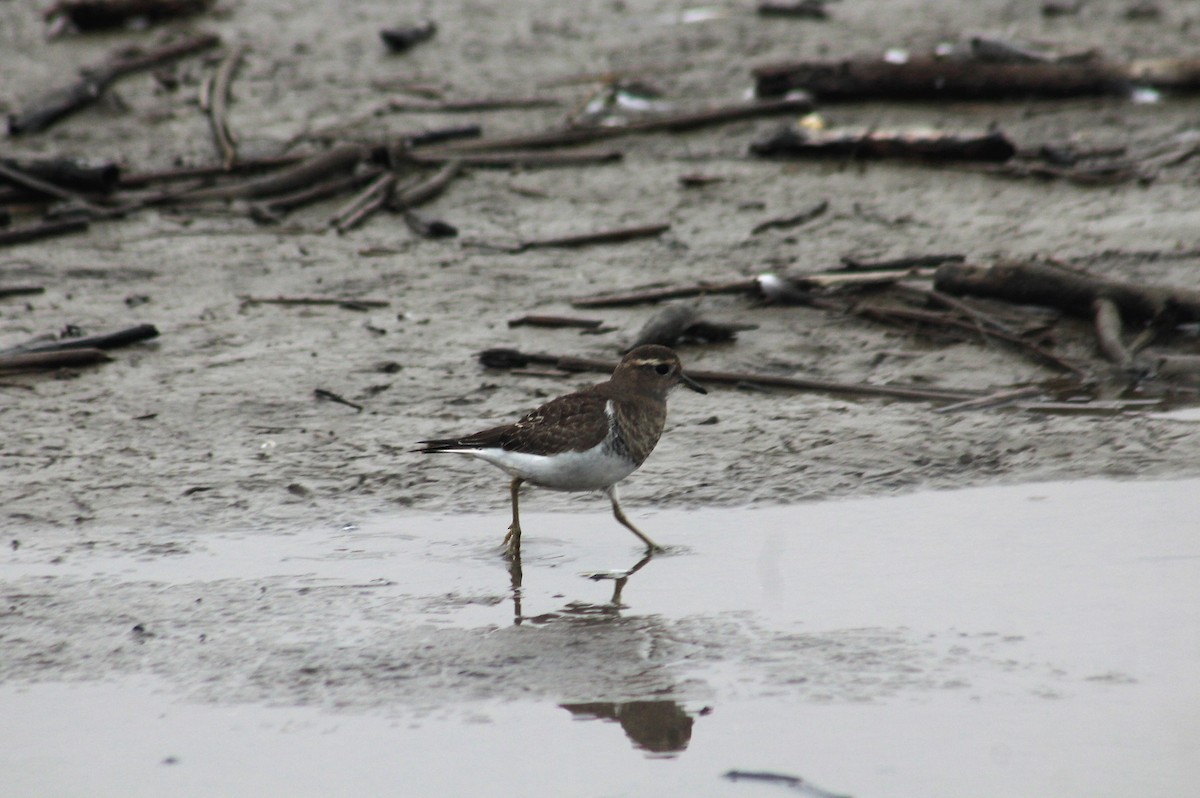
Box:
[477, 348, 983, 404]
[330, 172, 398, 233]
[474, 222, 671, 253]
[751, 127, 1017, 162]
[0, 218, 90, 248]
[239, 296, 390, 311]
[507, 315, 606, 330]
[0, 286, 46, 299]
[0, 323, 159, 356]
[0, 348, 112, 373]
[934, 260, 1200, 325]
[8, 33, 221, 135]
[753, 54, 1200, 100]
[175, 144, 368, 203]
[45, 0, 212, 34]
[418, 96, 814, 154]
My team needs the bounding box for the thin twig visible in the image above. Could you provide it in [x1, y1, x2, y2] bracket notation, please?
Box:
[251, 167, 385, 221]
[573, 278, 759, 308]
[854, 302, 1087, 376]
[386, 96, 560, 113]
[935, 386, 1044, 413]
[407, 148, 622, 168]
[750, 199, 828, 235]
[239, 295, 390, 310]
[177, 144, 367, 203]
[391, 160, 462, 208]
[517, 222, 670, 252]
[314, 388, 363, 412]
[208, 44, 247, 169]
[9, 32, 221, 135]
[332, 172, 397, 233]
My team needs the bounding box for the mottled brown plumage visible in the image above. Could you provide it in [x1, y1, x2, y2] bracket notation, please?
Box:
[417, 345, 706, 556]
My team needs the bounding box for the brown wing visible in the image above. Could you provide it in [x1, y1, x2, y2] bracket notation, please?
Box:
[417, 386, 610, 455]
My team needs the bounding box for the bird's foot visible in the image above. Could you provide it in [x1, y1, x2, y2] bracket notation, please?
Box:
[502, 523, 522, 560]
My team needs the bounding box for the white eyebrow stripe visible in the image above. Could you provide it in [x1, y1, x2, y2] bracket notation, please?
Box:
[628, 358, 670, 367]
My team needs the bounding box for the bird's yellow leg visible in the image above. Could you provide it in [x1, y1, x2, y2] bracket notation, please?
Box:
[502, 477, 523, 558]
[606, 485, 663, 553]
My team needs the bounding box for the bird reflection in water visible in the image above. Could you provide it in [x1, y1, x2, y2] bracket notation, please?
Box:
[508, 550, 656, 625]
[502, 549, 703, 756]
[560, 700, 696, 755]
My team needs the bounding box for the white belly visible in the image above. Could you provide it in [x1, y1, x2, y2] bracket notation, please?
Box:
[464, 446, 638, 491]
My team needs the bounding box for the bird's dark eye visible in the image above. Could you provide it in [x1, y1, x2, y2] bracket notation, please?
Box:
[655, 363, 671, 375]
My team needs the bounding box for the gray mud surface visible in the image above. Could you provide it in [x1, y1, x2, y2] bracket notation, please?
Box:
[2, 3, 1200, 790]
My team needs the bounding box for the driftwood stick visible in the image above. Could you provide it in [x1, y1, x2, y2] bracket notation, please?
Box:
[175, 144, 367, 202]
[407, 148, 622, 168]
[391, 160, 462, 208]
[8, 32, 221, 135]
[239, 296, 390, 310]
[753, 56, 1131, 100]
[1016, 399, 1162, 415]
[757, 0, 831, 19]
[573, 278, 759, 308]
[841, 253, 965, 271]
[0, 286, 46, 299]
[479, 348, 982, 403]
[314, 388, 363, 412]
[0, 348, 112, 372]
[507, 315, 605, 329]
[750, 199, 829, 235]
[1, 158, 120, 195]
[793, 268, 935, 289]
[935, 260, 1200, 324]
[0, 160, 106, 215]
[520, 223, 669, 251]
[896, 284, 1022, 336]
[251, 167, 384, 219]
[0, 218, 89, 248]
[420, 96, 813, 154]
[386, 96, 559, 113]
[332, 172, 397, 233]
[120, 154, 303, 187]
[935, 386, 1045, 413]
[1, 323, 159, 356]
[751, 127, 1016, 162]
[207, 44, 247, 169]
[854, 302, 1086, 376]
[46, 0, 213, 32]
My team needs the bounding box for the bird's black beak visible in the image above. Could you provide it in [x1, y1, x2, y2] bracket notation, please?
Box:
[680, 372, 707, 394]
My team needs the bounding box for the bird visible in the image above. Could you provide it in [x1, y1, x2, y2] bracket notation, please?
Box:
[416, 345, 706, 557]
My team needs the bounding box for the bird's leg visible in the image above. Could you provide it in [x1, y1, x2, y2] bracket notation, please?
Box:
[502, 477, 523, 558]
[605, 485, 663, 553]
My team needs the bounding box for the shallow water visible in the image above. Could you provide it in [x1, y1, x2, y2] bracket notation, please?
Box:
[2, 479, 1198, 797]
